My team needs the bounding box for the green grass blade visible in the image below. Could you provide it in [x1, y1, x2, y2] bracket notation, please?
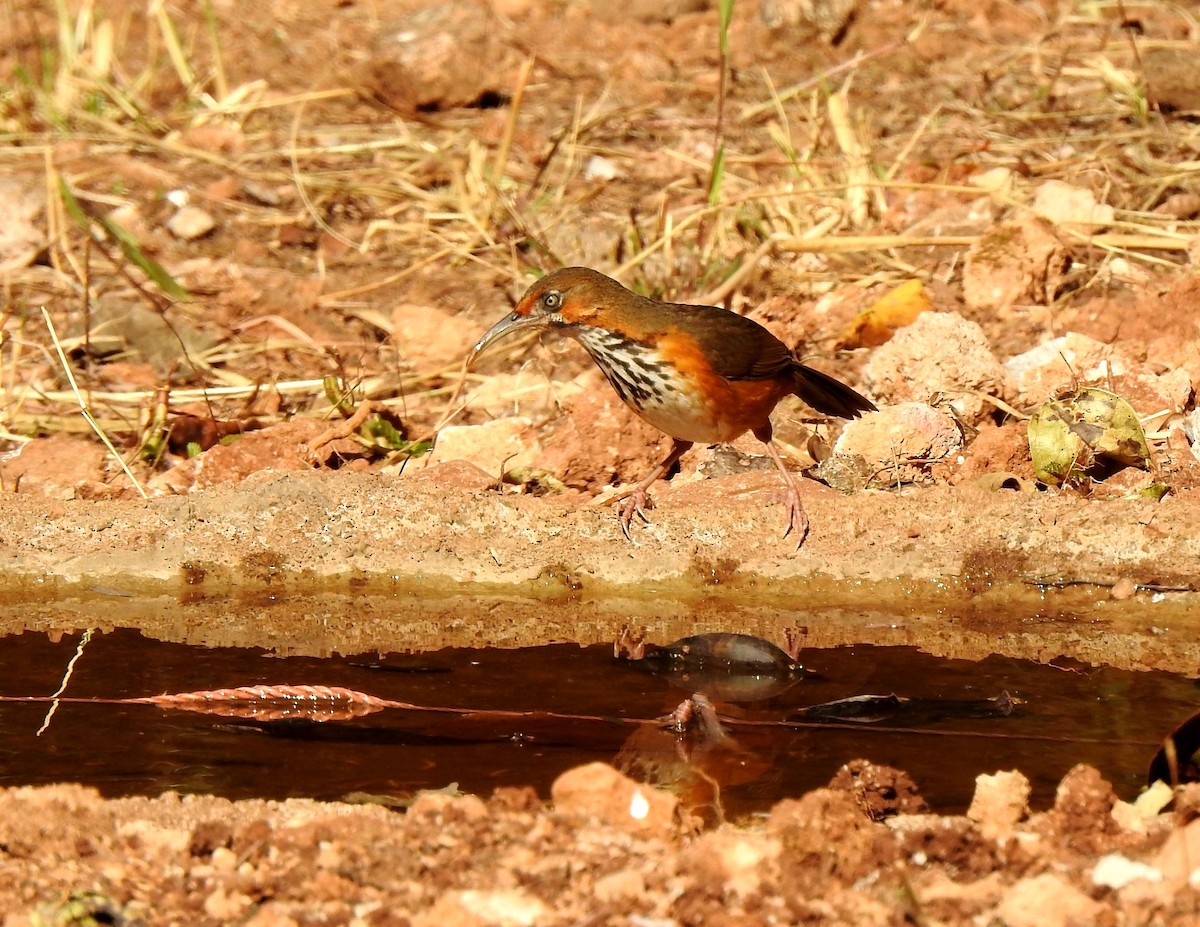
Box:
[707, 143, 726, 206]
[57, 176, 191, 302]
[717, 0, 735, 56]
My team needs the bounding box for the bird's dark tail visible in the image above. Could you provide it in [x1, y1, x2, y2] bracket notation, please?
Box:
[790, 363, 876, 419]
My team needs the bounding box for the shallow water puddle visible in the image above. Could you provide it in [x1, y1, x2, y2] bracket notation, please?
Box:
[0, 628, 1195, 818]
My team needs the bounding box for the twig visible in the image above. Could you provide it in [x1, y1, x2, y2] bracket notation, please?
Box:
[488, 56, 536, 221]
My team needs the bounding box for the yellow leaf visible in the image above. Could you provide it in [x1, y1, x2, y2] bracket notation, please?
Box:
[839, 279, 931, 349]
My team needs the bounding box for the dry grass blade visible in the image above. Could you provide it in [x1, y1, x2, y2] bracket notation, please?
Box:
[40, 307, 147, 500]
[775, 234, 978, 253]
[488, 56, 536, 217]
[774, 232, 1195, 254]
[826, 89, 872, 227]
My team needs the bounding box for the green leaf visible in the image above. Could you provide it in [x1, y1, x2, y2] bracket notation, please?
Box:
[95, 212, 191, 302]
[1028, 401, 1090, 485]
[322, 376, 356, 415]
[362, 414, 406, 449]
[57, 176, 90, 227]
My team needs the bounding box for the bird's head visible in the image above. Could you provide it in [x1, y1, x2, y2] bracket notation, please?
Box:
[469, 267, 628, 364]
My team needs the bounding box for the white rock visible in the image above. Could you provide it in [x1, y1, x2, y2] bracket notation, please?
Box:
[166, 205, 216, 240]
[1034, 179, 1115, 234]
[1092, 852, 1163, 889]
[583, 155, 622, 181]
[969, 166, 1015, 196]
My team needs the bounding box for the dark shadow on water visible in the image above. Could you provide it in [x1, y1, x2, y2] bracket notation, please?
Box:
[0, 629, 1194, 818]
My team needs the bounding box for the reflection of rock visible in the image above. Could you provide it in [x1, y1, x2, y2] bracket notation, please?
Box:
[627, 633, 802, 702]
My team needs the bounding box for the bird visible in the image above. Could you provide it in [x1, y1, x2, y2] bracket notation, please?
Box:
[468, 267, 875, 544]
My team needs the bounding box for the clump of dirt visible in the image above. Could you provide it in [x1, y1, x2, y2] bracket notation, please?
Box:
[1, 760, 1196, 925]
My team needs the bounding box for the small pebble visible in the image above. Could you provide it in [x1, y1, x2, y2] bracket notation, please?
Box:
[1110, 577, 1137, 600]
[243, 180, 282, 206]
[167, 205, 217, 240]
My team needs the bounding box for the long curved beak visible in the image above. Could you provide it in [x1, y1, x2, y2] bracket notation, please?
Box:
[468, 311, 547, 366]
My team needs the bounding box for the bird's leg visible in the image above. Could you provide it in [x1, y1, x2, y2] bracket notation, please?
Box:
[754, 425, 810, 546]
[616, 438, 693, 541]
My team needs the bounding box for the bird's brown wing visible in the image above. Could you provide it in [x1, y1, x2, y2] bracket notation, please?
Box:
[666, 301, 876, 418]
[664, 303, 794, 381]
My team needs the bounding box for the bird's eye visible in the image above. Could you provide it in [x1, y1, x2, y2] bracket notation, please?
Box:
[542, 291, 562, 310]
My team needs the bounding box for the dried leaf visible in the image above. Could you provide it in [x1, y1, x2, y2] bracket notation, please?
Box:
[1070, 388, 1151, 468]
[1028, 387, 1150, 486]
[1028, 402, 1091, 485]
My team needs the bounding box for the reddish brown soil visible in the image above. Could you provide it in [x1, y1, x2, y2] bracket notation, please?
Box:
[3, 0, 1200, 921]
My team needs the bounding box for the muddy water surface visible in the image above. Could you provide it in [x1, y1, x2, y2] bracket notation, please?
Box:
[1, 612, 1195, 819]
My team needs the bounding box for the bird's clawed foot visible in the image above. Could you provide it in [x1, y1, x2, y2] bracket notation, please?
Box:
[780, 486, 811, 548]
[615, 489, 654, 541]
